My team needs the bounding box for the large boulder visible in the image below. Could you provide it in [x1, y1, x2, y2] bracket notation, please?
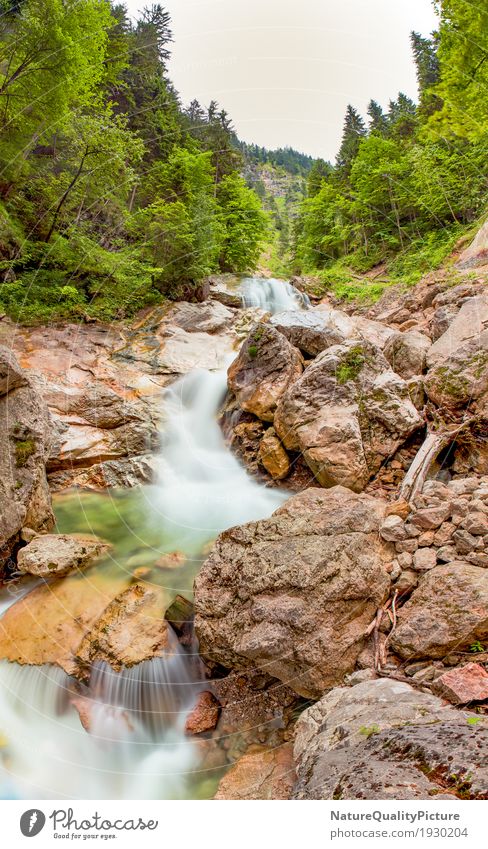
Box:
[426, 295, 488, 370]
[167, 300, 235, 334]
[293, 678, 467, 799]
[274, 339, 422, 491]
[383, 330, 431, 378]
[16, 533, 111, 578]
[227, 324, 303, 422]
[269, 307, 395, 357]
[194, 487, 391, 699]
[295, 718, 488, 800]
[456, 218, 488, 269]
[391, 562, 488, 659]
[424, 330, 488, 408]
[0, 347, 54, 572]
[269, 309, 347, 356]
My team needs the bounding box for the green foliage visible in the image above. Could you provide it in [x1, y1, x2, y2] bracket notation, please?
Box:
[470, 641, 485, 654]
[217, 173, 268, 272]
[337, 346, 365, 384]
[429, 0, 488, 142]
[294, 7, 488, 297]
[14, 437, 36, 466]
[359, 724, 380, 738]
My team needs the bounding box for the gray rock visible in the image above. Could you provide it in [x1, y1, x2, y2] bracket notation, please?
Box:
[17, 533, 111, 578]
[270, 308, 346, 356]
[195, 487, 391, 698]
[274, 339, 422, 492]
[227, 324, 303, 422]
[293, 678, 475, 799]
[384, 330, 431, 378]
[391, 561, 488, 659]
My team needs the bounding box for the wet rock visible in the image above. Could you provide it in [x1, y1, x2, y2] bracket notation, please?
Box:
[208, 274, 243, 308]
[432, 663, 488, 705]
[164, 594, 194, 647]
[215, 744, 296, 800]
[195, 486, 391, 698]
[185, 691, 221, 734]
[0, 574, 123, 674]
[391, 562, 488, 659]
[258, 428, 291, 480]
[16, 533, 111, 578]
[227, 324, 303, 422]
[383, 330, 431, 378]
[274, 339, 422, 492]
[75, 584, 169, 680]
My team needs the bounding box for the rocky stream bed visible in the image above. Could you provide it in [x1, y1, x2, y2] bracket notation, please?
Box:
[1, 237, 488, 800]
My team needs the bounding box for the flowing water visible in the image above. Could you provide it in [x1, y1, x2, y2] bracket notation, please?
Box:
[0, 276, 304, 800]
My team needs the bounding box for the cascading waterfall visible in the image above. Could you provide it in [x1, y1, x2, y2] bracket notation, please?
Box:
[0, 277, 304, 800]
[240, 276, 310, 312]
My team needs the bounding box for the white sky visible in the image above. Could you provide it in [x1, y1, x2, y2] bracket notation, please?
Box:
[124, 0, 438, 160]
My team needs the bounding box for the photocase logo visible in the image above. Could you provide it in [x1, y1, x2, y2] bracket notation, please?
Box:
[19, 809, 46, 838]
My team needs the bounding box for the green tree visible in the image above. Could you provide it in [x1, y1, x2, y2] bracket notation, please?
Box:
[367, 100, 388, 136]
[307, 158, 333, 197]
[336, 105, 367, 175]
[0, 0, 113, 168]
[217, 173, 268, 271]
[429, 0, 488, 142]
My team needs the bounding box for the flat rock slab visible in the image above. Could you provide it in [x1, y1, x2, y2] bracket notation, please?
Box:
[0, 574, 126, 674]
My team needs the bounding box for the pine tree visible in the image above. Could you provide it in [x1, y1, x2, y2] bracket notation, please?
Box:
[388, 93, 417, 138]
[410, 31, 441, 116]
[307, 158, 332, 197]
[336, 105, 367, 175]
[367, 100, 388, 136]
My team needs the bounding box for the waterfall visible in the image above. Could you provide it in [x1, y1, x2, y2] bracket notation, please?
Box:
[240, 276, 310, 311]
[0, 276, 304, 800]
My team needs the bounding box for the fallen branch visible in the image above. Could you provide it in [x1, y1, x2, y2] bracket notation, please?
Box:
[399, 420, 475, 503]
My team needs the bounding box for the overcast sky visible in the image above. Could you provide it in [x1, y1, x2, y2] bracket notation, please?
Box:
[124, 0, 438, 160]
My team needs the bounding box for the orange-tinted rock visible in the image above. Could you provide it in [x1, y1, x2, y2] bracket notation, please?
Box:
[185, 691, 221, 735]
[433, 663, 488, 705]
[214, 744, 296, 800]
[74, 584, 168, 679]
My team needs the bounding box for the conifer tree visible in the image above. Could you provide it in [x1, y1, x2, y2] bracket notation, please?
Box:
[336, 105, 367, 176]
[367, 100, 388, 136]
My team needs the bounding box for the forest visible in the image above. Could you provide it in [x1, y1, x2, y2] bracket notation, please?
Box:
[0, 0, 274, 322]
[293, 0, 488, 296]
[0, 0, 487, 322]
